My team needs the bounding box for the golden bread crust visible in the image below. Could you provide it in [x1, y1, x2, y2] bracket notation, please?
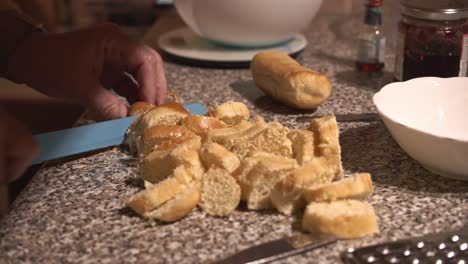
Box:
[251, 51, 331, 109]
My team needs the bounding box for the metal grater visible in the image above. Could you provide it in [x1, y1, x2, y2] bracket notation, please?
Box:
[341, 224, 468, 264]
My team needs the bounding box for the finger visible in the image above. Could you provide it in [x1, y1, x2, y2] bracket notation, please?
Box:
[101, 67, 139, 103]
[99, 25, 167, 104]
[84, 83, 128, 121]
[151, 50, 168, 105]
[131, 46, 168, 105]
[4, 112, 38, 182]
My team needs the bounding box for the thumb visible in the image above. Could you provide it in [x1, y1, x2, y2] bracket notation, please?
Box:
[85, 84, 128, 121]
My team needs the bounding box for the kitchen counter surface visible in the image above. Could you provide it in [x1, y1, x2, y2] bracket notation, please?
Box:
[1, 2, 467, 263]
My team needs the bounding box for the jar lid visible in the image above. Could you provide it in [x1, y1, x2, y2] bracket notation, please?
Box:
[401, 0, 468, 21]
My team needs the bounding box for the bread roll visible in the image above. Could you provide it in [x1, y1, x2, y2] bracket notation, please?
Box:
[128, 101, 155, 116]
[302, 200, 379, 239]
[251, 51, 331, 109]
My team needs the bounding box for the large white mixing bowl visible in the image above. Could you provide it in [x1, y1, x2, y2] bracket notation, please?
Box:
[373, 77, 468, 181]
[173, 0, 323, 47]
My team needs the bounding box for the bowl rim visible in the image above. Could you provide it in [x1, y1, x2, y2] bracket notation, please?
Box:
[373, 77, 468, 143]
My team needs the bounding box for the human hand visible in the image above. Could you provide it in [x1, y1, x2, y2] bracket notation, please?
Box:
[0, 108, 38, 184]
[7, 23, 167, 121]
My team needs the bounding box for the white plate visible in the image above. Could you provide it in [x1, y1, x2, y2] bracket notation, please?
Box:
[158, 27, 307, 67]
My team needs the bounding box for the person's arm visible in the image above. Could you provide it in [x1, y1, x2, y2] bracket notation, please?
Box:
[0, 6, 168, 182]
[0, 3, 45, 79]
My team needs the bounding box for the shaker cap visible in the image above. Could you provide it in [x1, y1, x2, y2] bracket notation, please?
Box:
[401, 0, 468, 21]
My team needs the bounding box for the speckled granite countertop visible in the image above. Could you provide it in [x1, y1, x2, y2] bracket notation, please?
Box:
[1, 2, 467, 264]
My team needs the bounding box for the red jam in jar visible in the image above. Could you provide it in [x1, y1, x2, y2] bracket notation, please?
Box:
[394, 0, 468, 81]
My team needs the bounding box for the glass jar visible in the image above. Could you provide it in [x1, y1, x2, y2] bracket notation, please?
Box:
[394, 0, 468, 81]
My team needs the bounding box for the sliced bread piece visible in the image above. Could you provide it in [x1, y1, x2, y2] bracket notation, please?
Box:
[137, 125, 195, 156]
[144, 182, 201, 222]
[308, 115, 343, 180]
[139, 146, 204, 184]
[171, 148, 205, 181]
[303, 173, 374, 203]
[234, 152, 298, 210]
[270, 158, 335, 215]
[228, 121, 293, 160]
[126, 102, 190, 154]
[199, 167, 241, 217]
[288, 129, 317, 165]
[302, 200, 379, 239]
[136, 101, 190, 131]
[208, 101, 250, 125]
[213, 116, 267, 149]
[126, 166, 192, 215]
[179, 115, 227, 136]
[205, 120, 252, 144]
[198, 142, 240, 173]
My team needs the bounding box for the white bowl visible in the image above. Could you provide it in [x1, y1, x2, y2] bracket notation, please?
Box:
[173, 0, 322, 47]
[373, 77, 468, 181]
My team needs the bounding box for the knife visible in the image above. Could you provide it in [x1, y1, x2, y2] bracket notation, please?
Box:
[217, 234, 337, 264]
[32, 102, 208, 165]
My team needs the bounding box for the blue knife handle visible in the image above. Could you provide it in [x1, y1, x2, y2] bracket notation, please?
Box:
[32, 102, 207, 165]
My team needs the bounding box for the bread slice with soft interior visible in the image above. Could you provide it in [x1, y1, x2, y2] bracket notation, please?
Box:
[270, 158, 335, 215]
[205, 120, 252, 145]
[137, 125, 195, 156]
[198, 142, 240, 173]
[228, 121, 293, 160]
[234, 152, 298, 210]
[288, 129, 317, 165]
[212, 116, 267, 149]
[126, 166, 192, 215]
[144, 182, 201, 222]
[207, 101, 250, 125]
[179, 115, 227, 136]
[139, 146, 204, 184]
[303, 173, 374, 203]
[199, 167, 241, 217]
[308, 115, 343, 180]
[302, 200, 379, 239]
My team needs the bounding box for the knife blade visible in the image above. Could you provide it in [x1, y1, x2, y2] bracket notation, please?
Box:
[296, 113, 381, 123]
[217, 234, 337, 264]
[31, 102, 207, 165]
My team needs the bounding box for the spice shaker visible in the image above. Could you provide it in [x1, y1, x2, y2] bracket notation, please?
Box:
[395, 0, 468, 81]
